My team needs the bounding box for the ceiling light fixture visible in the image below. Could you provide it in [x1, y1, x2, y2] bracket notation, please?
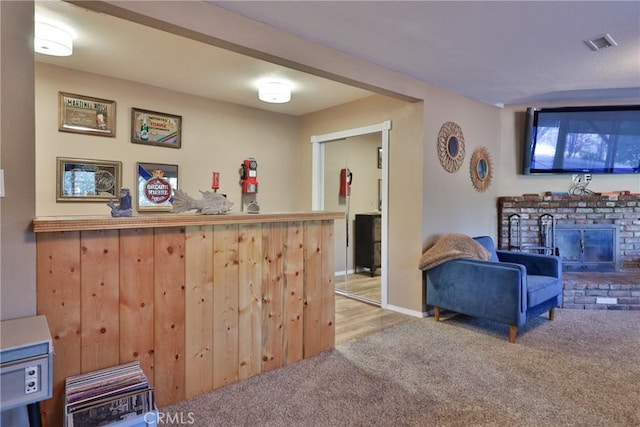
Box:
[34, 22, 73, 56]
[584, 33, 617, 52]
[258, 81, 291, 104]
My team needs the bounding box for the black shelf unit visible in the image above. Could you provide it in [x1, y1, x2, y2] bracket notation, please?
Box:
[354, 213, 381, 276]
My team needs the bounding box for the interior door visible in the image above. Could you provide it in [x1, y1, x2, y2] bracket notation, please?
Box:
[322, 133, 382, 304]
[311, 121, 391, 308]
[323, 139, 349, 294]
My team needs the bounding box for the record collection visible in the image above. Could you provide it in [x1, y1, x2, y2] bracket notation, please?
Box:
[64, 361, 154, 427]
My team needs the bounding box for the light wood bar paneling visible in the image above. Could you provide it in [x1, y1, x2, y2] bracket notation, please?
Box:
[119, 228, 155, 386]
[185, 226, 214, 398]
[261, 222, 285, 372]
[284, 222, 304, 365]
[303, 221, 323, 358]
[80, 230, 120, 373]
[36, 231, 81, 426]
[153, 228, 186, 407]
[212, 224, 240, 389]
[321, 221, 336, 351]
[238, 223, 262, 380]
[34, 212, 340, 427]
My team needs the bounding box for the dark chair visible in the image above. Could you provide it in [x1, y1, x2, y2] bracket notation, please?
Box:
[425, 236, 562, 343]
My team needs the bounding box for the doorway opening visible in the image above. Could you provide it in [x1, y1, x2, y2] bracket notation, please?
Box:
[311, 121, 391, 308]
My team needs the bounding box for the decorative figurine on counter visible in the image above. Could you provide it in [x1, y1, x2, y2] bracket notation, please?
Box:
[247, 200, 260, 214]
[171, 189, 233, 215]
[107, 188, 133, 217]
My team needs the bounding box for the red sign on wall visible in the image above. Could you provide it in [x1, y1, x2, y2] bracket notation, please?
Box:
[143, 177, 172, 204]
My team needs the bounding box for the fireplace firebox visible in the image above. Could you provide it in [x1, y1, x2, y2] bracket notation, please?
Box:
[555, 224, 619, 272]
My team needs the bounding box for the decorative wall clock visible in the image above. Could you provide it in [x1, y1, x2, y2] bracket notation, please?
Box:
[469, 146, 493, 192]
[437, 121, 466, 173]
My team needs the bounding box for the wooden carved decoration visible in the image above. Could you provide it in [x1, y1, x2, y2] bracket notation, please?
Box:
[470, 146, 493, 192]
[437, 121, 466, 173]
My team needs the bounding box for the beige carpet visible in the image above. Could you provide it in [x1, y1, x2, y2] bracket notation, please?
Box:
[162, 309, 640, 426]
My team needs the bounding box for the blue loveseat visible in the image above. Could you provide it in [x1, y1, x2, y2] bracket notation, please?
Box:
[425, 236, 562, 343]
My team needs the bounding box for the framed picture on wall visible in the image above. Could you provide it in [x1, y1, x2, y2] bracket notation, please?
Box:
[131, 108, 182, 148]
[136, 162, 178, 211]
[58, 92, 116, 137]
[56, 157, 122, 202]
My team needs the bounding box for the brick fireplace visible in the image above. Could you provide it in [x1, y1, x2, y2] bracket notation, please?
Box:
[498, 194, 640, 311]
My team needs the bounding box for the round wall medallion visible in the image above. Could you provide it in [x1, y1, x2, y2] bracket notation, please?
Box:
[437, 121, 466, 173]
[469, 146, 493, 192]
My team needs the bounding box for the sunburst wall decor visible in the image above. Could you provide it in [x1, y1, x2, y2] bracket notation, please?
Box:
[469, 146, 493, 192]
[437, 121, 466, 173]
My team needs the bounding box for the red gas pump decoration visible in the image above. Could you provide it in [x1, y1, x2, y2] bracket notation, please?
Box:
[240, 158, 258, 194]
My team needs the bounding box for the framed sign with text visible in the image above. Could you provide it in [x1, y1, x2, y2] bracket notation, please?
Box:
[137, 162, 178, 211]
[58, 92, 116, 137]
[131, 108, 182, 148]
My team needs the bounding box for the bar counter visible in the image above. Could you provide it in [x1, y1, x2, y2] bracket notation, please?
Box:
[33, 211, 342, 426]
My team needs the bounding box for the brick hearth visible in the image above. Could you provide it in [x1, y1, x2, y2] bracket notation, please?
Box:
[563, 272, 640, 311]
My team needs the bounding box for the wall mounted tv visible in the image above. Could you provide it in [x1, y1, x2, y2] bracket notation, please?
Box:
[523, 105, 640, 174]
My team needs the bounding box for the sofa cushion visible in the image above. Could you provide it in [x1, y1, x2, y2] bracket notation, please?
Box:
[473, 236, 499, 262]
[527, 275, 562, 307]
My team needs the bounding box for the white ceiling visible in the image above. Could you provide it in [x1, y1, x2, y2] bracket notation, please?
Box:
[34, 1, 374, 116]
[213, 0, 640, 107]
[36, 1, 640, 116]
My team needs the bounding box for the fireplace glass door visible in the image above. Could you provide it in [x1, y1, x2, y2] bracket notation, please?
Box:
[555, 224, 618, 272]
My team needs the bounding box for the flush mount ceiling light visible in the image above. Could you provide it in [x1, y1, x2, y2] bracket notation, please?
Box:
[258, 81, 291, 104]
[585, 33, 617, 52]
[34, 22, 73, 56]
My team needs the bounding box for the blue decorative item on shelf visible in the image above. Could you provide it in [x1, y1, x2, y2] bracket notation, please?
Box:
[107, 188, 133, 217]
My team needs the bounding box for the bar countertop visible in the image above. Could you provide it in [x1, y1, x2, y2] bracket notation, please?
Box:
[33, 211, 345, 233]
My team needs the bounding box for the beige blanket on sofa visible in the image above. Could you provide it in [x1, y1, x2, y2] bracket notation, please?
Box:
[419, 233, 491, 271]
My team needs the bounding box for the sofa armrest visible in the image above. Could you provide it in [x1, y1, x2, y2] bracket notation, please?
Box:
[496, 250, 561, 278]
[426, 258, 527, 326]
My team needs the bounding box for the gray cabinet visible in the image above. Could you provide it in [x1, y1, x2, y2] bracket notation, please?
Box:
[355, 213, 381, 276]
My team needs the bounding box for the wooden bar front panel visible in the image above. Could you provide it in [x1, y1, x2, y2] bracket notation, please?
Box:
[36, 219, 336, 427]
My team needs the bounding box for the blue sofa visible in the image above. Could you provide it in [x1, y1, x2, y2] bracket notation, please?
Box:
[425, 236, 562, 343]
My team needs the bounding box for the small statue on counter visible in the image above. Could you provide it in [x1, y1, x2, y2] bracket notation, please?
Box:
[247, 200, 260, 214]
[171, 189, 233, 215]
[107, 188, 133, 217]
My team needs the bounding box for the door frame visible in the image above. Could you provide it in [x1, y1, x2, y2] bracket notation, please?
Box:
[311, 120, 391, 308]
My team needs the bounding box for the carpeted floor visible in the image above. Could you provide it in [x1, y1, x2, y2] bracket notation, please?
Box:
[162, 309, 640, 426]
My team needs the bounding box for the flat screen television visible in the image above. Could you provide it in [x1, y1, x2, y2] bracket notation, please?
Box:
[523, 105, 640, 174]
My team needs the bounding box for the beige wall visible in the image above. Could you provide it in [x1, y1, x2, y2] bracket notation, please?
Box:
[1, 1, 37, 320]
[420, 84, 503, 247]
[300, 95, 425, 313]
[36, 63, 300, 216]
[499, 103, 640, 196]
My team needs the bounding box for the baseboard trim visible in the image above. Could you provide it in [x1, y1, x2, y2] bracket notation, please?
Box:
[385, 304, 428, 318]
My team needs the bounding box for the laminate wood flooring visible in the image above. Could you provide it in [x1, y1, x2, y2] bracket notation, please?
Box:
[335, 296, 415, 346]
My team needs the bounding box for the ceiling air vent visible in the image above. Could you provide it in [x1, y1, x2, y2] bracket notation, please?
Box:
[585, 33, 617, 51]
